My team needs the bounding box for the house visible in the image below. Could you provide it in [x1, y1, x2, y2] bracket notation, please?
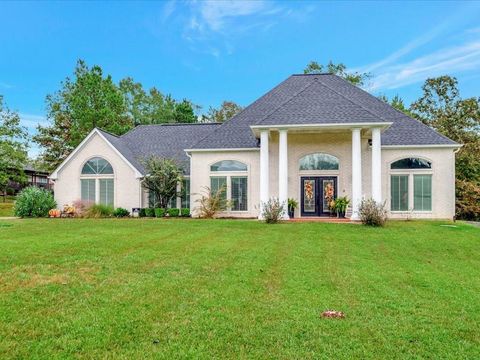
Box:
[50, 74, 460, 220]
[9, 164, 53, 194]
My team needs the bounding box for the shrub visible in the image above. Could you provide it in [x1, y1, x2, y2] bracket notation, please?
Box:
[261, 198, 285, 224]
[154, 208, 165, 218]
[83, 204, 114, 218]
[145, 208, 155, 217]
[14, 186, 56, 218]
[195, 185, 229, 219]
[113, 207, 130, 218]
[168, 208, 180, 217]
[180, 208, 190, 217]
[71, 200, 93, 217]
[358, 199, 387, 227]
[139, 208, 147, 217]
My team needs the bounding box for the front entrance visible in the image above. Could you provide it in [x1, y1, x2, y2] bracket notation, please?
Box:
[300, 176, 337, 217]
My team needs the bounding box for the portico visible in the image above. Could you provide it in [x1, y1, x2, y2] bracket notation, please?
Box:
[252, 123, 389, 220]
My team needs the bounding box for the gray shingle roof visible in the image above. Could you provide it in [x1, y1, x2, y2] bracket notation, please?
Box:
[191, 74, 458, 149]
[97, 123, 221, 175]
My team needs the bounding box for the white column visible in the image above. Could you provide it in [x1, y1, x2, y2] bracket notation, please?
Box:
[351, 128, 362, 220]
[371, 127, 382, 203]
[278, 130, 289, 219]
[258, 130, 269, 219]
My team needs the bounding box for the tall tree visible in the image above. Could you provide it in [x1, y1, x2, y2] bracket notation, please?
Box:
[206, 101, 243, 123]
[304, 60, 371, 86]
[0, 96, 29, 201]
[119, 78, 198, 125]
[410, 76, 480, 220]
[378, 94, 415, 117]
[34, 60, 132, 170]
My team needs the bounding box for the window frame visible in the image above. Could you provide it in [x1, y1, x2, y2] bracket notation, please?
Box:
[209, 160, 249, 213]
[80, 157, 115, 206]
[389, 157, 433, 214]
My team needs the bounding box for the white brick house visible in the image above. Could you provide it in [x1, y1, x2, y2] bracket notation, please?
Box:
[51, 74, 460, 220]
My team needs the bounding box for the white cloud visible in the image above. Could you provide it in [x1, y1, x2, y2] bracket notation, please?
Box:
[160, 0, 176, 23]
[180, 1, 314, 57]
[0, 82, 13, 89]
[367, 40, 480, 91]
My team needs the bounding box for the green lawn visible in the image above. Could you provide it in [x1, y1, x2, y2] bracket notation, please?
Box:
[0, 219, 479, 359]
[0, 196, 14, 217]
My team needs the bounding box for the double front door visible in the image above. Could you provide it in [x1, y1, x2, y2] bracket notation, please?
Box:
[301, 176, 337, 217]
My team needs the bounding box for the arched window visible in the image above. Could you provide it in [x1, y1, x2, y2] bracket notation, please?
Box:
[299, 153, 339, 171]
[81, 157, 114, 174]
[80, 157, 114, 207]
[209, 160, 248, 211]
[391, 157, 431, 169]
[390, 157, 432, 212]
[211, 160, 247, 172]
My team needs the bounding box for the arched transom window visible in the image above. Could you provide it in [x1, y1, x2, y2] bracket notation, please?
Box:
[299, 153, 339, 171]
[81, 157, 114, 174]
[390, 157, 432, 213]
[80, 157, 114, 207]
[391, 157, 431, 169]
[210, 160, 248, 211]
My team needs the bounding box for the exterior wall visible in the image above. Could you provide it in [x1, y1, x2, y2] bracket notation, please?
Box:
[190, 150, 260, 218]
[53, 133, 142, 212]
[382, 147, 456, 219]
[189, 131, 456, 220]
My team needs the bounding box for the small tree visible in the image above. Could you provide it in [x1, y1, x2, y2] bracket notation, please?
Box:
[141, 157, 183, 209]
[358, 199, 387, 227]
[195, 185, 229, 218]
[0, 96, 29, 201]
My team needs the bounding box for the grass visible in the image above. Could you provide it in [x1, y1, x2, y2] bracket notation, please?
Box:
[0, 196, 15, 217]
[0, 219, 479, 359]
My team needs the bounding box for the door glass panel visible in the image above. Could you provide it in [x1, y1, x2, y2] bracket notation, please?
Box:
[303, 179, 316, 213]
[323, 180, 335, 212]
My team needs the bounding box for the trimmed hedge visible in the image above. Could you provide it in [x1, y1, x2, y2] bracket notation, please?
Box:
[145, 208, 155, 217]
[113, 207, 130, 218]
[139, 208, 147, 217]
[180, 208, 190, 217]
[155, 208, 165, 218]
[168, 208, 180, 217]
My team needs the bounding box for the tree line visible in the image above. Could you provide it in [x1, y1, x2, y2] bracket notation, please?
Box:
[1, 59, 479, 219]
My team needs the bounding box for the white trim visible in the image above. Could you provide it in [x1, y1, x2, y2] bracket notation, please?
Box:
[185, 148, 260, 153]
[50, 128, 143, 180]
[382, 144, 461, 149]
[250, 122, 392, 136]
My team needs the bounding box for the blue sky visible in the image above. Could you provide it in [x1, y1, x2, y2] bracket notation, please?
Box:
[1, 1, 480, 157]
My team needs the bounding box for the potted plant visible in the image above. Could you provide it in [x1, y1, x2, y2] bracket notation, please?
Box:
[287, 198, 298, 218]
[334, 196, 350, 218]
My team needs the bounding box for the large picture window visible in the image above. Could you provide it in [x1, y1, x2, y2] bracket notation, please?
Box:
[390, 157, 432, 212]
[391, 175, 408, 211]
[80, 157, 114, 206]
[414, 175, 432, 211]
[209, 160, 248, 212]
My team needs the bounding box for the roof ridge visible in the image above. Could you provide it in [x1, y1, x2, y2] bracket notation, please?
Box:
[255, 77, 319, 126]
[314, 76, 389, 123]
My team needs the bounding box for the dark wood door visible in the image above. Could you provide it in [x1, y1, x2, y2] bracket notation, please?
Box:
[300, 176, 337, 217]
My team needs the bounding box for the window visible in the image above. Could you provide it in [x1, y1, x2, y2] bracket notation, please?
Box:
[99, 179, 114, 206]
[414, 175, 432, 211]
[81, 179, 96, 202]
[80, 157, 114, 206]
[391, 175, 408, 211]
[181, 179, 190, 209]
[299, 153, 339, 171]
[82, 157, 114, 174]
[390, 157, 433, 212]
[391, 158, 431, 169]
[210, 177, 227, 201]
[231, 176, 247, 211]
[211, 160, 247, 172]
[209, 160, 248, 211]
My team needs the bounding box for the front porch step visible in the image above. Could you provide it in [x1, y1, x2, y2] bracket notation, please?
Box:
[287, 217, 356, 223]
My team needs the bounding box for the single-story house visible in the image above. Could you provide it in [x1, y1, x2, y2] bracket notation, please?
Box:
[50, 74, 460, 219]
